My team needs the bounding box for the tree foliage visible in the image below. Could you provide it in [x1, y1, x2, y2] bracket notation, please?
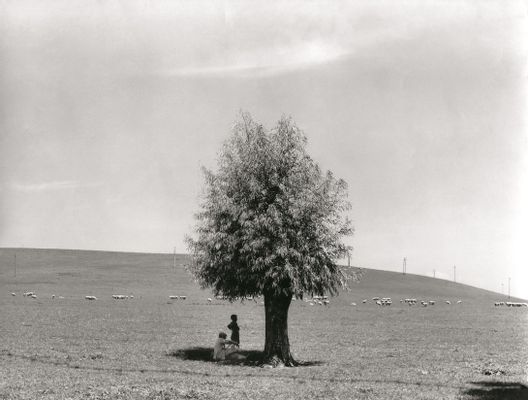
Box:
[187, 112, 355, 301]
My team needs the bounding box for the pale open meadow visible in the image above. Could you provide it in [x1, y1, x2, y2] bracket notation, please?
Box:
[1, 248, 527, 400]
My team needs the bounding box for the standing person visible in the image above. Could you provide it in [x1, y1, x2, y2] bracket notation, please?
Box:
[227, 314, 240, 345]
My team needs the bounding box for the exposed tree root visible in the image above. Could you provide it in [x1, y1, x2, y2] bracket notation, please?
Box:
[260, 355, 299, 368]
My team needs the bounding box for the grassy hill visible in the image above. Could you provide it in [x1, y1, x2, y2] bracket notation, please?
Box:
[0, 247, 520, 303]
[0, 248, 526, 400]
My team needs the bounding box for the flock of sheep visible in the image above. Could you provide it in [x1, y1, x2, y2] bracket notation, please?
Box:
[347, 297, 464, 307]
[9, 292, 526, 308]
[11, 292, 194, 302]
[15, 291, 64, 300]
[11, 292, 134, 301]
[299, 295, 331, 306]
[10, 292, 209, 302]
[494, 301, 528, 307]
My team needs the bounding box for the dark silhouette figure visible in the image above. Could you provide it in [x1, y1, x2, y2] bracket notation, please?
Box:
[227, 314, 240, 345]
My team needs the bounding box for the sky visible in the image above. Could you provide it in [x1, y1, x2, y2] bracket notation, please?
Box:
[1, 1, 527, 298]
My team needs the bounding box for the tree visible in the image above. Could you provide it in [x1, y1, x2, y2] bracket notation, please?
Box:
[187, 112, 356, 366]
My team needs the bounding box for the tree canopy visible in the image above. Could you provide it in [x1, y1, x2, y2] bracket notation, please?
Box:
[187, 112, 354, 301]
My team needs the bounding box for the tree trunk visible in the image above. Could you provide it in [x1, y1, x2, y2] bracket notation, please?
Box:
[263, 291, 297, 366]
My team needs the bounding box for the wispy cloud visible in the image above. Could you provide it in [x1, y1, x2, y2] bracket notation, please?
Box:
[10, 181, 102, 192]
[149, 1, 501, 80]
[164, 40, 351, 78]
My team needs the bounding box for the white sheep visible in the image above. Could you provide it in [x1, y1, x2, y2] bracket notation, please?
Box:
[169, 295, 178, 300]
[11, 293, 16, 296]
[351, 302, 357, 306]
[445, 300, 451, 305]
[207, 298, 212, 303]
[362, 299, 367, 304]
[381, 298, 392, 306]
[506, 302, 527, 307]
[31, 294, 37, 299]
[85, 296, 97, 300]
[180, 296, 187, 300]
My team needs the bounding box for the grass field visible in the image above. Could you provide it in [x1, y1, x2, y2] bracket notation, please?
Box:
[0, 248, 527, 399]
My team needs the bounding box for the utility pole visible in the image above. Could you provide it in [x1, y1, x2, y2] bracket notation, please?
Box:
[403, 257, 406, 275]
[345, 246, 352, 268]
[433, 269, 436, 278]
[453, 265, 456, 283]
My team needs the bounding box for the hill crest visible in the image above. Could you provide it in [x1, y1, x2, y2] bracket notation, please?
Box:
[0, 248, 523, 302]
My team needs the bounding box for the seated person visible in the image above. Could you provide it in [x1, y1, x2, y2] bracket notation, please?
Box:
[213, 332, 246, 361]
